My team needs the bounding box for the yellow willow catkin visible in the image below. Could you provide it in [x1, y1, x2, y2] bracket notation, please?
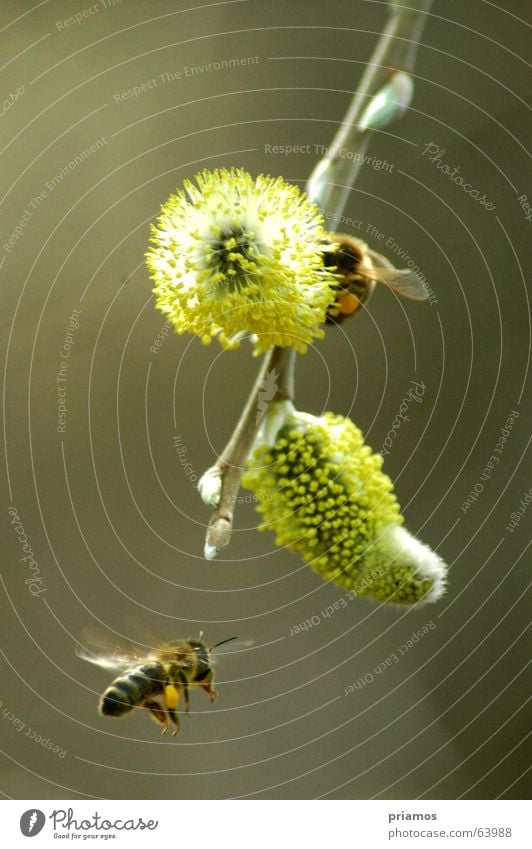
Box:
[243, 410, 447, 604]
[145, 168, 337, 354]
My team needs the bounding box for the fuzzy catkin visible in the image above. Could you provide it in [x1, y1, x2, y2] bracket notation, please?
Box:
[145, 168, 336, 354]
[243, 412, 447, 604]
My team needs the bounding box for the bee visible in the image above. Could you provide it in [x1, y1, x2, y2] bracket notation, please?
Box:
[77, 632, 239, 736]
[323, 234, 428, 324]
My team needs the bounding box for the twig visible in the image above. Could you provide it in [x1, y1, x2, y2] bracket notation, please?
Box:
[202, 345, 294, 559]
[306, 0, 433, 216]
[199, 0, 433, 559]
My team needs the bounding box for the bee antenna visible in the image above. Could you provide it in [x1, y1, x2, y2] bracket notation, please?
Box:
[212, 636, 239, 649]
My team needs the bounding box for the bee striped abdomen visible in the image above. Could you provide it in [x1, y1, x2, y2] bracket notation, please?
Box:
[99, 662, 164, 717]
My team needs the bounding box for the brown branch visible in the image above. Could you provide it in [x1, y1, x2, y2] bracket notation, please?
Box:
[203, 345, 295, 558]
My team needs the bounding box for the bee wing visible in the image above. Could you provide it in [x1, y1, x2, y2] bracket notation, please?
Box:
[372, 267, 429, 300]
[365, 247, 428, 301]
[76, 626, 149, 672]
[75, 645, 136, 673]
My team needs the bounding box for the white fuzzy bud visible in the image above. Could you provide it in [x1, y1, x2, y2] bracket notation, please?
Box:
[198, 466, 223, 508]
[358, 72, 414, 132]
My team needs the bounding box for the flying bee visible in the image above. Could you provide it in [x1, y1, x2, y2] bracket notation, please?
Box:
[323, 234, 428, 324]
[77, 632, 239, 736]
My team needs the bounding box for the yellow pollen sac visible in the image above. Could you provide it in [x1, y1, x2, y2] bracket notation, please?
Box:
[164, 684, 179, 710]
[338, 292, 360, 315]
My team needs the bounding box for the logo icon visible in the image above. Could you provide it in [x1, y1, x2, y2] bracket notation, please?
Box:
[256, 368, 279, 424]
[20, 809, 46, 837]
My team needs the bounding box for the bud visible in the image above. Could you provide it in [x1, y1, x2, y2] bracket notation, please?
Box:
[198, 466, 223, 508]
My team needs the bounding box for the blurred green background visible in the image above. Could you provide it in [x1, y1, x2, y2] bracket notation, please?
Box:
[1, 0, 529, 799]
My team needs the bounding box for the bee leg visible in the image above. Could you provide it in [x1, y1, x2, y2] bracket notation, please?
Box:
[163, 684, 180, 735]
[144, 700, 168, 735]
[168, 708, 181, 736]
[200, 670, 218, 703]
[178, 673, 191, 714]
